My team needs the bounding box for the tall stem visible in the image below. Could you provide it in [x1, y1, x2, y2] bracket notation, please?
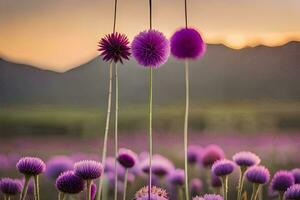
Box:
[112, 0, 118, 33]
[178, 187, 184, 200]
[184, 60, 190, 200]
[221, 176, 228, 200]
[33, 175, 40, 200]
[250, 184, 260, 200]
[20, 175, 30, 200]
[184, 0, 188, 28]
[279, 192, 284, 200]
[114, 63, 119, 200]
[122, 169, 128, 200]
[87, 180, 92, 200]
[98, 62, 113, 200]
[58, 192, 66, 200]
[148, 68, 153, 200]
[237, 167, 247, 200]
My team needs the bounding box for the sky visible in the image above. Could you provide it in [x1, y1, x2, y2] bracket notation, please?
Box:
[0, 0, 300, 72]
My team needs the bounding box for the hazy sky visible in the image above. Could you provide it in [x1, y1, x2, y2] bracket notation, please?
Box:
[0, 0, 300, 72]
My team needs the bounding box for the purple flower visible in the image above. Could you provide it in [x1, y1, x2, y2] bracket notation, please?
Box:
[188, 145, 202, 164]
[74, 160, 103, 180]
[246, 165, 270, 184]
[232, 151, 260, 168]
[201, 145, 225, 168]
[132, 30, 170, 68]
[167, 169, 185, 186]
[0, 178, 22, 196]
[140, 155, 174, 177]
[292, 168, 300, 184]
[170, 28, 206, 59]
[16, 157, 46, 176]
[270, 171, 294, 193]
[134, 186, 169, 200]
[90, 183, 97, 200]
[193, 197, 204, 200]
[212, 159, 235, 177]
[203, 194, 224, 200]
[284, 184, 300, 200]
[98, 32, 131, 64]
[55, 170, 84, 194]
[45, 156, 74, 179]
[190, 178, 202, 196]
[211, 173, 222, 188]
[117, 148, 138, 168]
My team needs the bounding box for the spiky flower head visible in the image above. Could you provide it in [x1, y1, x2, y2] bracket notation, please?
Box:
[201, 145, 225, 168]
[170, 28, 206, 59]
[55, 170, 84, 194]
[74, 160, 102, 180]
[98, 32, 131, 64]
[132, 30, 170, 68]
[167, 168, 185, 186]
[292, 168, 300, 184]
[285, 184, 300, 200]
[134, 186, 169, 200]
[16, 157, 46, 176]
[270, 170, 295, 193]
[117, 148, 138, 168]
[246, 165, 270, 184]
[212, 159, 235, 177]
[232, 151, 261, 168]
[45, 155, 74, 179]
[188, 145, 202, 164]
[0, 178, 22, 196]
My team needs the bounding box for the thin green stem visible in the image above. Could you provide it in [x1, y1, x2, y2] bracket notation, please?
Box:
[237, 167, 247, 200]
[87, 180, 92, 200]
[20, 175, 30, 200]
[279, 192, 284, 200]
[184, 59, 190, 200]
[98, 62, 113, 200]
[148, 68, 153, 200]
[184, 0, 188, 28]
[112, 0, 118, 33]
[114, 63, 119, 200]
[250, 184, 261, 200]
[221, 176, 228, 200]
[178, 187, 184, 200]
[33, 175, 40, 200]
[58, 192, 66, 200]
[122, 169, 128, 200]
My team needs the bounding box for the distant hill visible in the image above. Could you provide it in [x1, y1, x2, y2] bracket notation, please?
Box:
[1, 42, 300, 106]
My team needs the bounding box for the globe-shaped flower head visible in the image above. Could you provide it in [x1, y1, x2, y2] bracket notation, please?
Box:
[98, 32, 131, 64]
[270, 171, 294, 194]
[0, 178, 22, 196]
[284, 184, 300, 200]
[16, 157, 46, 176]
[187, 145, 202, 164]
[45, 156, 74, 179]
[134, 186, 169, 200]
[167, 169, 185, 186]
[212, 159, 235, 177]
[132, 30, 170, 68]
[201, 145, 225, 168]
[55, 170, 84, 194]
[171, 28, 206, 59]
[232, 151, 260, 168]
[246, 165, 270, 184]
[117, 148, 138, 168]
[74, 160, 103, 180]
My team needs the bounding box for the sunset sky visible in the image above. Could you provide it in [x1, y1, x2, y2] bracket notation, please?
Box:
[0, 0, 300, 72]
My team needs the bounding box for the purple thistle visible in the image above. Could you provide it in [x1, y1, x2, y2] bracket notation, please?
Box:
[74, 160, 103, 180]
[201, 145, 225, 168]
[211, 173, 222, 188]
[0, 178, 22, 196]
[284, 184, 300, 200]
[203, 194, 224, 200]
[134, 186, 169, 200]
[292, 168, 300, 184]
[167, 169, 185, 186]
[187, 145, 202, 164]
[98, 32, 131, 64]
[55, 170, 84, 194]
[270, 170, 295, 193]
[45, 156, 74, 179]
[211, 159, 235, 177]
[246, 165, 270, 184]
[170, 28, 206, 59]
[131, 30, 170, 68]
[16, 157, 46, 176]
[232, 151, 261, 168]
[190, 178, 202, 196]
[117, 148, 138, 168]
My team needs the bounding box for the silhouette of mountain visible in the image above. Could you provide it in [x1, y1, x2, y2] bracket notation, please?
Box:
[1, 42, 300, 106]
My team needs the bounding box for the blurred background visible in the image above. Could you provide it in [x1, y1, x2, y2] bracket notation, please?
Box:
[0, 0, 300, 199]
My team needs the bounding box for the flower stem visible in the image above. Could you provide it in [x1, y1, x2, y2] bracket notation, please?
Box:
[237, 167, 247, 200]
[20, 175, 30, 200]
[98, 62, 113, 200]
[87, 180, 92, 200]
[122, 169, 128, 200]
[250, 184, 261, 200]
[178, 187, 184, 200]
[58, 192, 66, 200]
[184, 59, 190, 200]
[221, 176, 228, 200]
[279, 192, 284, 200]
[148, 68, 153, 200]
[114, 63, 119, 200]
[33, 175, 40, 200]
